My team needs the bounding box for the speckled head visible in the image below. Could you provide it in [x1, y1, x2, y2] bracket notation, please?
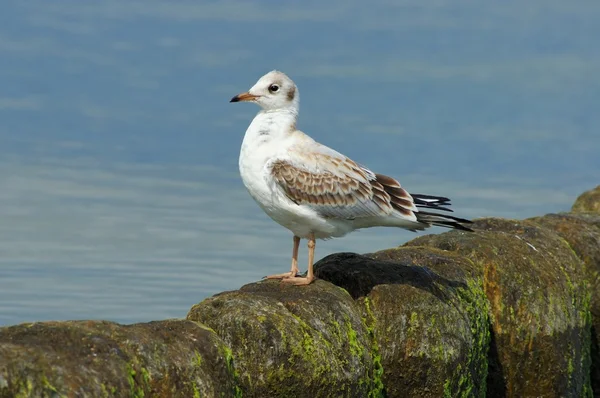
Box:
[230, 70, 299, 112]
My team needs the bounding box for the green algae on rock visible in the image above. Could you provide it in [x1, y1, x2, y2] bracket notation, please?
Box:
[0, 319, 240, 397]
[407, 217, 593, 397]
[187, 279, 379, 398]
[315, 250, 489, 398]
[529, 212, 600, 395]
[572, 185, 600, 214]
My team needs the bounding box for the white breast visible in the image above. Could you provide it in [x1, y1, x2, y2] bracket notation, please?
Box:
[238, 111, 287, 207]
[238, 111, 346, 239]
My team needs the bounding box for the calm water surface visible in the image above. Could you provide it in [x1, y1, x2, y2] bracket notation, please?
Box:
[0, 1, 598, 325]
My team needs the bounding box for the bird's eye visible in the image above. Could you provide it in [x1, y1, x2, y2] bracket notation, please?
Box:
[268, 84, 279, 93]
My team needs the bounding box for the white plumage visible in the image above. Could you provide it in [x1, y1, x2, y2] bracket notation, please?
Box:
[231, 70, 471, 285]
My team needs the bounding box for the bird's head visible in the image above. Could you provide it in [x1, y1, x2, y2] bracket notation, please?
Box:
[230, 70, 299, 112]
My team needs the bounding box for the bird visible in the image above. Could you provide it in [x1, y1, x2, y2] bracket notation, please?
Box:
[230, 70, 472, 285]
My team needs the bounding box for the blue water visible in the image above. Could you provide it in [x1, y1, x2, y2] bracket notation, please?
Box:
[1, 0, 598, 326]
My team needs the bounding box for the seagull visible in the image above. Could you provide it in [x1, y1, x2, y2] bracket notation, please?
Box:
[231, 70, 472, 285]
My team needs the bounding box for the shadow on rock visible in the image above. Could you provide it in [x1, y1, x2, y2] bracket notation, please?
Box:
[314, 252, 468, 301]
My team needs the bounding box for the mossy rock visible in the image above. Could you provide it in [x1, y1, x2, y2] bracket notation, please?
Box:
[187, 279, 378, 398]
[529, 212, 600, 394]
[314, 249, 489, 398]
[572, 186, 600, 214]
[0, 319, 239, 397]
[564, 212, 600, 231]
[407, 217, 593, 397]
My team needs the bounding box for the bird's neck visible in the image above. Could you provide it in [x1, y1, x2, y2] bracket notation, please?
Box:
[244, 108, 298, 144]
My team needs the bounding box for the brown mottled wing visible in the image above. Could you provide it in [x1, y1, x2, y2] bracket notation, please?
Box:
[269, 153, 417, 220]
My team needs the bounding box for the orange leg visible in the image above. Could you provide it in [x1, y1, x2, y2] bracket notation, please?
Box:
[265, 236, 300, 279]
[282, 233, 316, 285]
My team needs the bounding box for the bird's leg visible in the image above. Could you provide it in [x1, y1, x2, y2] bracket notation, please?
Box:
[282, 233, 316, 285]
[291, 235, 300, 275]
[265, 236, 300, 279]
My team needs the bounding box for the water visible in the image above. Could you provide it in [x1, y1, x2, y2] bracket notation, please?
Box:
[1, 0, 598, 326]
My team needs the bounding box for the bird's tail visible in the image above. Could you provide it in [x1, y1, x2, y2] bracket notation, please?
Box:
[411, 193, 474, 231]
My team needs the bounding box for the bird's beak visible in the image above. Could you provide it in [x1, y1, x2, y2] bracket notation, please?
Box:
[230, 92, 259, 103]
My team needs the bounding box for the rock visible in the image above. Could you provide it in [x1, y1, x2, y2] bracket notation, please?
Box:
[314, 249, 490, 398]
[0, 319, 240, 397]
[3, 189, 599, 397]
[187, 280, 379, 398]
[529, 212, 600, 394]
[406, 217, 593, 397]
[572, 185, 600, 214]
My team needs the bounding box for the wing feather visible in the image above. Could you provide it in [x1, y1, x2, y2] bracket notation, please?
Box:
[268, 147, 417, 221]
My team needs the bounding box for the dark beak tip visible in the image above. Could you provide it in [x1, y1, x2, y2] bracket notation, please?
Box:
[229, 95, 240, 103]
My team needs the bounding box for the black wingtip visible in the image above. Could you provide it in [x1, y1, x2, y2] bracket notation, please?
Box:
[416, 211, 474, 232]
[411, 193, 454, 212]
[429, 219, 474, 232]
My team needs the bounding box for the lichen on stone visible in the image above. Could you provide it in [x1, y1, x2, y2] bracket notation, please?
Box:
[187, 280, 378, 397]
